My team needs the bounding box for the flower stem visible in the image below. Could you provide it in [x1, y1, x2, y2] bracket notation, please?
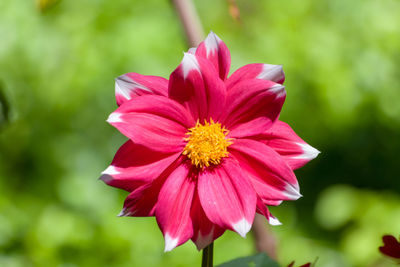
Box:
[171, 0, 204, 47]
[201, 242, 214, 267]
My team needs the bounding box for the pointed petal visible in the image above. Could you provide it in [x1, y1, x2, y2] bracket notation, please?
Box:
[195, 31, 231, 80]
[115, 73, 168, 106]
[156, 163, 196, 251]
[226, 63, 285, 90]
[100, 141, 181, 192]
[107, 95, 194, 153]
[119, 158, 181, 217]
[251, 121, 320, 170]
[256, 198, 282, 226]
[191, 190, 225, 250]
[188, 47, 197, 54]
[230, 139, 301, 202]
[198, 158, 256, 237]
[168, 53, 226, 121]
[221, 79, 286, 138]
[119, 183, 160, 217]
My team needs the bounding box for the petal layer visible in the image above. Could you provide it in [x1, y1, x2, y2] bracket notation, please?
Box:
[156, 163, 196, 251]
[100, 140, 180, 192]
[191, 190, 225, 250]
[229, 139, 301, 202]
[256, 198, 282, 226]
[198, 158, 256, 237]
[118, 156, 183, 217]
[195, 32, 231, 80]
[168, 53, 226, 121]
[251, 121, 320, 170]
[115, 73, 168, 106]
[107, 95, 194, 152]
[226, 63, 285, 90]
[222, 79, 286, 138]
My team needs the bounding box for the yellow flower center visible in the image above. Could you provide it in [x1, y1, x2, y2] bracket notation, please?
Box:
[183, 119, 232, 169]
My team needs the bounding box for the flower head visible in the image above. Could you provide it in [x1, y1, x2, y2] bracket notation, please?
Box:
[101, 32, 319, 251]
[183, 119, 232, 168]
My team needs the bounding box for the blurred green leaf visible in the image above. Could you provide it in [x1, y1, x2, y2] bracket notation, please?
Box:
[217, 253, 280, 267]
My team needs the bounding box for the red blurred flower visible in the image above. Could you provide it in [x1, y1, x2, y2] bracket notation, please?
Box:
[379, 235, 400, 260]
[288, 262, 312, 267]
[101, 32, 319, 251]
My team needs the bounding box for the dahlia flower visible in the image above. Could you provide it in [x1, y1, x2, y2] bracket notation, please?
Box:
[101, 32, 319, 252]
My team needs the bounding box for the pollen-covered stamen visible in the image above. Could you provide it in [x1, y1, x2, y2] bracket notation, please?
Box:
[183, 119, 232, 168]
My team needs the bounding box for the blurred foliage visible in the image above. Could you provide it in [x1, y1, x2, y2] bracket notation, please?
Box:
[0, 0, 400, 266]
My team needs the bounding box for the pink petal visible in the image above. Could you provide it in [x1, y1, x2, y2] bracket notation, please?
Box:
[100, 140, 181, 192]
[229, 139, 302, 202]
[168, 53, 226, 121]
[251, 121, 320, 170]
[119, 183, 160, 217]
[191, 190, 225, 250]
[195, 31, 231, 80]
[107, 95, 194, 153]
[256, 198, 282, 226]
[221, 79, 286, 138]
[118, 156, 184, 217]
[226, 63, 285, 90]
[115, 73, 168, 106]
[198, 158, 256, 237]
[156, 163, 196, 251]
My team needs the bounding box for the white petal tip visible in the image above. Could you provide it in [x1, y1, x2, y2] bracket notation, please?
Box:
[99, 166, 119, 183]
[284, 184, 303, 200]
[115, 75, 133, 101]
[164, 234, 179, 252]
[181, 53, 200, 79]
[270, 84, 286, 98]
[107, 113, 123, 123]
[117, 208, 129, 217]
[204, 31, 221, 55]
[257, 64, 285, 83]
[294, 143, 321, 160]
[233, 218, 252, 238]
[268, 216, 282, 226]
[101, 165, 120, 175]
[188, 47, 197, 54]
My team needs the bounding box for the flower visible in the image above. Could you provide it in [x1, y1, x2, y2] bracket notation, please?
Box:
[101, 32, 319, 251]
[288, 261, 312, 267]
[379, 235, 400, 261]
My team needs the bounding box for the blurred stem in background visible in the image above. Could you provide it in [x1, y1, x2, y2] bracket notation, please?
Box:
[170, 0, 277, 262]
[171, 0, 204, 47]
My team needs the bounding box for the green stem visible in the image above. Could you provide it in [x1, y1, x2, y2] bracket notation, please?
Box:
[201, 242, 214, 267]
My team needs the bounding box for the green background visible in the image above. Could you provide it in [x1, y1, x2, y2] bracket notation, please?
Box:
[1, 0, 399, 266]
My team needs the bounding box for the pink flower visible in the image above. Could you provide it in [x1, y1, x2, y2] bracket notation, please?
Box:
[101, 32, 319, 251]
